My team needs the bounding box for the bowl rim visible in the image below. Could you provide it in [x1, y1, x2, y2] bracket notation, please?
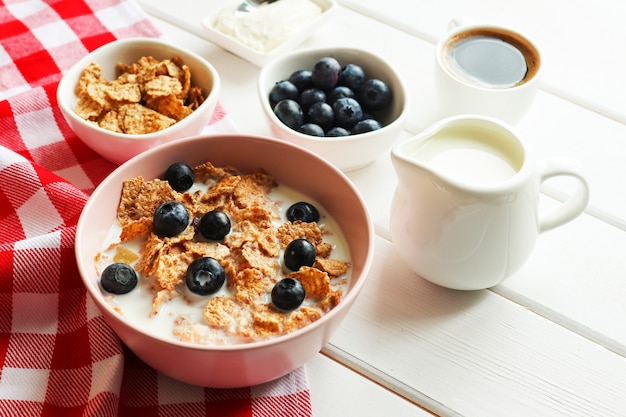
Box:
[56, 37, 221, 142]
[75, 132, 375, 352]
[257, 45, 410, 143]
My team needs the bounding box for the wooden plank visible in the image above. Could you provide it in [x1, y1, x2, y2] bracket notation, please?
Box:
[307, 354, 435, 417]
[494, 197, 626, 353]
[327, 236, 626, 416]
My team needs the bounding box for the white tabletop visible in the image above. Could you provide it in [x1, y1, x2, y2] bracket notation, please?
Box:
[137, 1, 626, 415]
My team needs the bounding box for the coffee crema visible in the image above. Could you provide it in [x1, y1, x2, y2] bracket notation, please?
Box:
[443, 28, 540, 89]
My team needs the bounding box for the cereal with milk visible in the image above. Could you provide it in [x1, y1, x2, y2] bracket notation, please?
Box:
[96, 161, 351, 345]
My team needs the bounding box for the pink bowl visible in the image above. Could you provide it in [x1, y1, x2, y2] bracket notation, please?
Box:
[75, 133, 374, 387]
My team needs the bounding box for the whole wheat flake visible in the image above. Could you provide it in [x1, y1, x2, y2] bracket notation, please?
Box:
[74, 55, 206, 134]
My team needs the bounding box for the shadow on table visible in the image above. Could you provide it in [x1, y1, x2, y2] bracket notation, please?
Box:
[365, 242, 492, 325]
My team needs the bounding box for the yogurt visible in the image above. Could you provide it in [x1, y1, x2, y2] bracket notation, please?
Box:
[214, 0, 322, 52]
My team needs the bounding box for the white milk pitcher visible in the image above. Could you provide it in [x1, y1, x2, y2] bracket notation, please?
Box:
[389, 115, 589, 290]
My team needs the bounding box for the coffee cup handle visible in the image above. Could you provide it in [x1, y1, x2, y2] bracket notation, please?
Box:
[536, 159, 590, 233]
[448, 17, 475, 30]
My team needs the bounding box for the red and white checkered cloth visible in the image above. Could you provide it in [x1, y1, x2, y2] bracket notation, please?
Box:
[0, 0, 313, 416]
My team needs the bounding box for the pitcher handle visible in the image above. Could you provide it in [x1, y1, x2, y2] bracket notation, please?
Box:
[537, 159, 590, 233]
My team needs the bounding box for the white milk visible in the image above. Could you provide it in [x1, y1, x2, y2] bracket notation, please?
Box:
[405, 126, 523, 184]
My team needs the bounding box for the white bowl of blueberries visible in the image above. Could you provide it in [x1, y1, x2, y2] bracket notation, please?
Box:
[258, 46, 409, 172]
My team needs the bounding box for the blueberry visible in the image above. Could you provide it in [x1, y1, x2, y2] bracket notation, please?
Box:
[288, 69, 312, 92]
[362, 111, 375, 121]
[269, 80, 299, 108]
[332, 97, 363, 129]
[284, 238, 316, 271]
[101, 263, 137, 294]
[274, 99, 304, 130]
[327, 86, 355, 104]
[298, 123, 325, 136]
[325, 126, 350, 137]
[286, 202, 320, 223]
[153, 201, 189, 237]
[339, 63, 366, 91]
[307, 102, 334, 131]
[271, 278, 306, 311]
[358, 79, 392, 110]
[199, 210, 231, 240]
[300, 88, 326, 111]
[312, 57, 341, 91]
[164, 162, 195, 192]
[186, 257, 225, 295]
[351, 118, 382, 134]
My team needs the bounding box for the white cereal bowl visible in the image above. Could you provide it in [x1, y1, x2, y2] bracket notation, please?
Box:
[75, 133, 374, 388]
[258, 46, 409, 172]
[57, 37, 220, 165]
[201, 0, 338, 67]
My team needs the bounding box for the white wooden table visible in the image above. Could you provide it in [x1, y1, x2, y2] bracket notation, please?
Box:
[137, 1, 626, 415]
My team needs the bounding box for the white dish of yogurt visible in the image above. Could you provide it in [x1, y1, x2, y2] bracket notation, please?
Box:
[201, 0, 337, 67]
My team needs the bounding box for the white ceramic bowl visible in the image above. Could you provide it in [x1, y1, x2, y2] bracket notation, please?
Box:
[75, 133, 374, 388]
[258, 46, 409, 172]
[201, 0, 337, 67]
[57, 37, 220, 165]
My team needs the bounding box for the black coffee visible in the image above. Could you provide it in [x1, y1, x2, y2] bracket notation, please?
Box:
[444, 28, 540, 89]
[453, 37, 526, 86]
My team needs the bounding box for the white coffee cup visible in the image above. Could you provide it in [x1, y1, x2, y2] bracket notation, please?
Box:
[389, 115, 589, 290]
[434, 18, 542, 125]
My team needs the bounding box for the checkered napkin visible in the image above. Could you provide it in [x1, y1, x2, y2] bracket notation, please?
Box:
[0, 1, 313, 416]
